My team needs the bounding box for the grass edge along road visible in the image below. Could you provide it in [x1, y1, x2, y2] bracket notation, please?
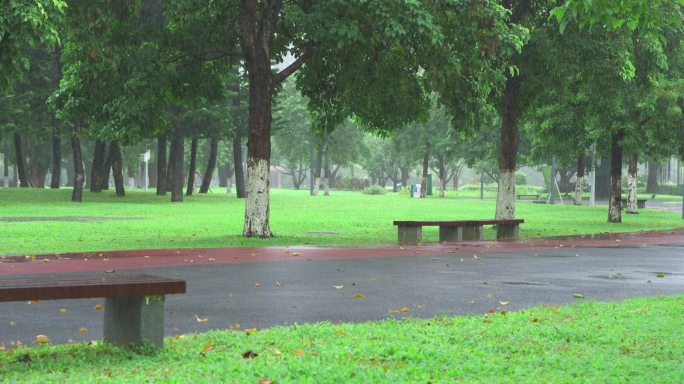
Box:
[1, 295, 682, 383]
[1, 188, 683, 256]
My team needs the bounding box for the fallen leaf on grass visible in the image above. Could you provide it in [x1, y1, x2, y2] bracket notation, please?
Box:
[203, 342, 213, 352]
[333, 285, 344, 289]
[35, 335, 50, 344]
[292, 349, 306, 357]
[573, 294, 585, 299]
[353, 294, 365, 299]
[195, 314, 208, 323]
[242, 350, 258, 359]
[258, 380, 273, 384]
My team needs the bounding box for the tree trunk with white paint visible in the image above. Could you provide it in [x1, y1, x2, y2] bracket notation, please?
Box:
[495, 70, 520, 220]
[627, 153, 638, 214]
[323, 156, 330, 196]
[496, 170, 515, 219]
[608, 130, 624, 223]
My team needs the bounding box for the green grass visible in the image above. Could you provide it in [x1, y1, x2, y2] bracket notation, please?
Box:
[1, 295, 682, 383]
[0, 188, 682, 256]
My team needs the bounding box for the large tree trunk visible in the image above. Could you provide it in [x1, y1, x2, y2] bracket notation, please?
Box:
[575, 154, 585, 205]
[438, 154, 446, 198]
[169, 124, 184, 202]
[626, 153, 638, 214]
[646, 160, 659, 194]
[100, 144, 112, 190]
[233, 85, 247, 199]
[3, 144, 9, 188]
[156, 135, 168, 195]
[400, 166, 409, 188]
[13, 133, 29, 188]
[71, 134, 84, 202]
[199, 137, 218, 193]
[420, 149, 429, 198]
[90, 139, 106, 192]
[323, 155, 330, 196]
[186, 137, 198, 196]
[608, 130, 624, 223]
[110, 142, 125, 197]
[50, 134, 61, 189]
[496, 73, 520, 219]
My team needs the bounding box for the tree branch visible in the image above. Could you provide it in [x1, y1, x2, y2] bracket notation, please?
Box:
[271, 43, 315, 86]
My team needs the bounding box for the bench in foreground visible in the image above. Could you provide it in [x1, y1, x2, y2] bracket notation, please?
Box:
[0, 274, 186, 348]
[393, 219, 524, 243]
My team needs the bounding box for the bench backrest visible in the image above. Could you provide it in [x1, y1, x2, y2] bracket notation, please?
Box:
[393, 219, 524, 227]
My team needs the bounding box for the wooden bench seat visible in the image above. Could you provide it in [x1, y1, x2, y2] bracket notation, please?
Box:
[393, 219, 524, 243]
[516, 194, 540, 200]
[0, 274, 186, 348]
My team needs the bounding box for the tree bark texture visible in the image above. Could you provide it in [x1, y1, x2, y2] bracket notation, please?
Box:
[186, 137, 198, 196]
[71, 134, 84, 202]
[437, 155, 446, 198]
[627, 153, 638, 214]
[496, 73, 521, 219]
[13, 133, 29, 187]
[90, 139, 106, 192]
[110, 142, 125, 197]
[608, 130, 624, 223]
[323, 155, 330, 196]
[646, 160, 659, 194]
[50, 134, 61, 189]
[169, 124, 184, 202]
[100, 144, 112, 190]
[156, 135, 168, 195]
[575, 154, 585, 205]
[3, 145, 9, 188]
[199, 137, 218, 193]
[420, 149, 429, 198]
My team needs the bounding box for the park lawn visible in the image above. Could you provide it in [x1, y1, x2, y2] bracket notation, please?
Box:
[1, 295, 682, 383]
[0, 188, 682, 256]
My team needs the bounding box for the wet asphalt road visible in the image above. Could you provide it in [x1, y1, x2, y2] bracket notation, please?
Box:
[1, 241, 683, 347]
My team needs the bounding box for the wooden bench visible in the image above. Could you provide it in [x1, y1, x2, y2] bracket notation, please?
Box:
[0, 274, 186, 348]
[393, 219, 524, 243]
[620, 198, 647, 209]
[516, 194, 540, 200]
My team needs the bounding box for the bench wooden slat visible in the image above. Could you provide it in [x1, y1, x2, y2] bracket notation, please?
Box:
[0, 274, 186, 302]
[393, 219, 524, 227]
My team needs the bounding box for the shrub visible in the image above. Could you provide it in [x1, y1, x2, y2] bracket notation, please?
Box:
[363, 185, 387, 195]
[515, 172, 527, 186]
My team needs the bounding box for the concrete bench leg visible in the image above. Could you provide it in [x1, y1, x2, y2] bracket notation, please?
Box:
[398, 226, 422, 243]
[496, 224, 519, 240]
[637, 201, 646, 209]
[462, 225, 484, 241]
[439, 226, 462, 242]
[104, 295, 165, 348]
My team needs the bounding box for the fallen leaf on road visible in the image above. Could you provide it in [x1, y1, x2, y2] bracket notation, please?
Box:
[105, 270, 115, 273]
[499, 301, 510, 306]
[646, 279, 652, 284]
[353, 294, 365, 299]
[195, 314, 208, 323]
[59, 308, 67, 314]
[274, 281, 282, 287]
[292, 252, 300, 256]
[79, 327, 88, 333]
[656, 273, 665, 278]
[94, 304, 104, 311]
[573, 294, 585, 299]
[399, 307, 410, 313]
[333, 285, 344, 289]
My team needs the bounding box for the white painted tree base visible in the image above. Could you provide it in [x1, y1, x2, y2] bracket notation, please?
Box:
[243, 158, 272, 237]
[575, 176, 583, 205]
[627, 171, 638, 214]
[313, 178, 320, 196]
[495, 170, 515, 219]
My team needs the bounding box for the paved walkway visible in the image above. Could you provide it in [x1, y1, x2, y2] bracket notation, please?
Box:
[1, 229, 684, 347]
